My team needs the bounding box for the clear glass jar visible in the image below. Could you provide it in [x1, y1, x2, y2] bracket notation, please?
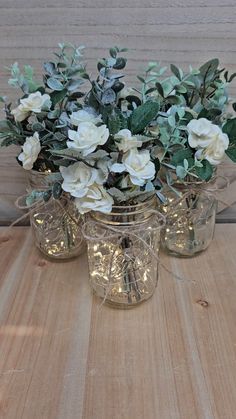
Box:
[160, 186, 217, 257]
[28, 170, 85, 259]
[83, 195, 165, 308]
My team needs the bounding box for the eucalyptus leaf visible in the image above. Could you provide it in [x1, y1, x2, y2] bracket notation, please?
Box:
[109, 48, 117, 58]
[176, 165, 187, 179]
[43, 62, 56, 75]
[199, 58, 219, 79]
[67, 79, 83, 91]
[47, 77, 64, 91]
[101, 88, 116, 105]
[50, 89, 67, 106]
[155, 82, 164, 97]
[113, 58, 127, 70]
[170, 64, 182, 81]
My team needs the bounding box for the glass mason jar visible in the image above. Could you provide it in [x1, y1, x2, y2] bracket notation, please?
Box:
[83, 195, 165, 308]
[28, 170, 85, 259]
[160, 185, 217, 257]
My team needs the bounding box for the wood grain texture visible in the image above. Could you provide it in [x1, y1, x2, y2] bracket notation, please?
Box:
[0, 0, 236, 222]
[0, 225, 236, 418]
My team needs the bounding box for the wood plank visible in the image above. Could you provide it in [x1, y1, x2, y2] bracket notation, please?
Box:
[0, 227, 92, 418]
[0, 226, 236, 418]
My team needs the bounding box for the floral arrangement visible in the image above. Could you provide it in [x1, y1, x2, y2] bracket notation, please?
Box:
[1, 44, 236, 213]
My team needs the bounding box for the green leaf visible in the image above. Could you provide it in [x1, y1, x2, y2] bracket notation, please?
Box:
[119, 113, 128, 130]
[31, 122, 45, 131]
[167, 115, 176, 128]
[183, 159, 189, 170]
[43, 190, 52, 202]
[1, 137, 18, 147]
[165, 95, 182, 105]
[228, 73, 236, 83]
[52, 182, 62, 199]
[108, 112, 121, 135]
[50, 89, 67, 106]
[171, 149, 193, 166]
[47, 77, 64, 91]
[176, 84, 187, 94]
[137, 76, 145, 83]
[67, 79, 83, 92]
[176, 165, 187, 179]
[130, 101, 159, 134]
[0, 120, 19, 133]
[170, 64, 182, 81]
[195, 159, 213, 181]
[112, 81, 125, 93]
[101, 88, 116, 105]
[155, 82, 164, 97]
[50, 148, 82, 160]
[226, 147, 236, 162]
[223, 118, 236, 143]
[199, 58, 219, 78]
[109, 48, 117, 58]
[43, 62, 56, 76]
[198, 108, 222, 120]
[97, 59, 106, 71]
[113, 58, 127, 70]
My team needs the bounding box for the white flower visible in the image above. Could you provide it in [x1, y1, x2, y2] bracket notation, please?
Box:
[12, 91, 51, 122]
[187, 118, 229, 165]
[75, 184, 114, 214]
[187, 118, 221, 148]
[60, 161, 102, 198]
[67, 122, 109, 156]
[114, 129, 142, 152]
[70, 109, 102, 127]
[195, 131, 229, 165]
[18, 132, 41, 170]
[111, 148, 155, 186]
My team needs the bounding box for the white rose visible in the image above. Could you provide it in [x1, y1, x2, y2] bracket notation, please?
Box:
[12, 91, 51, 122]
[60, 161, 102, 198]
[111, 148, 155, 186]
[195, 131, 229, 165]
[187, 118, 221, 148]
[75, 184, 114, 214]
[18, 132, 41, 170]
[114, 129, 142, 152]
[70, 109, 102, 126]
[67, 122, 109, 156]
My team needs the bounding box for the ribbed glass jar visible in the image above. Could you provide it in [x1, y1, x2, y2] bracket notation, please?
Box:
[28, 170, 85, 259]
[84, 195, 165, 308]
[160, 185, 217, 257]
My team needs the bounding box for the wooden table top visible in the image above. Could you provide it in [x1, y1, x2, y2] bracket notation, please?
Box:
[0, 226, 236, 419]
